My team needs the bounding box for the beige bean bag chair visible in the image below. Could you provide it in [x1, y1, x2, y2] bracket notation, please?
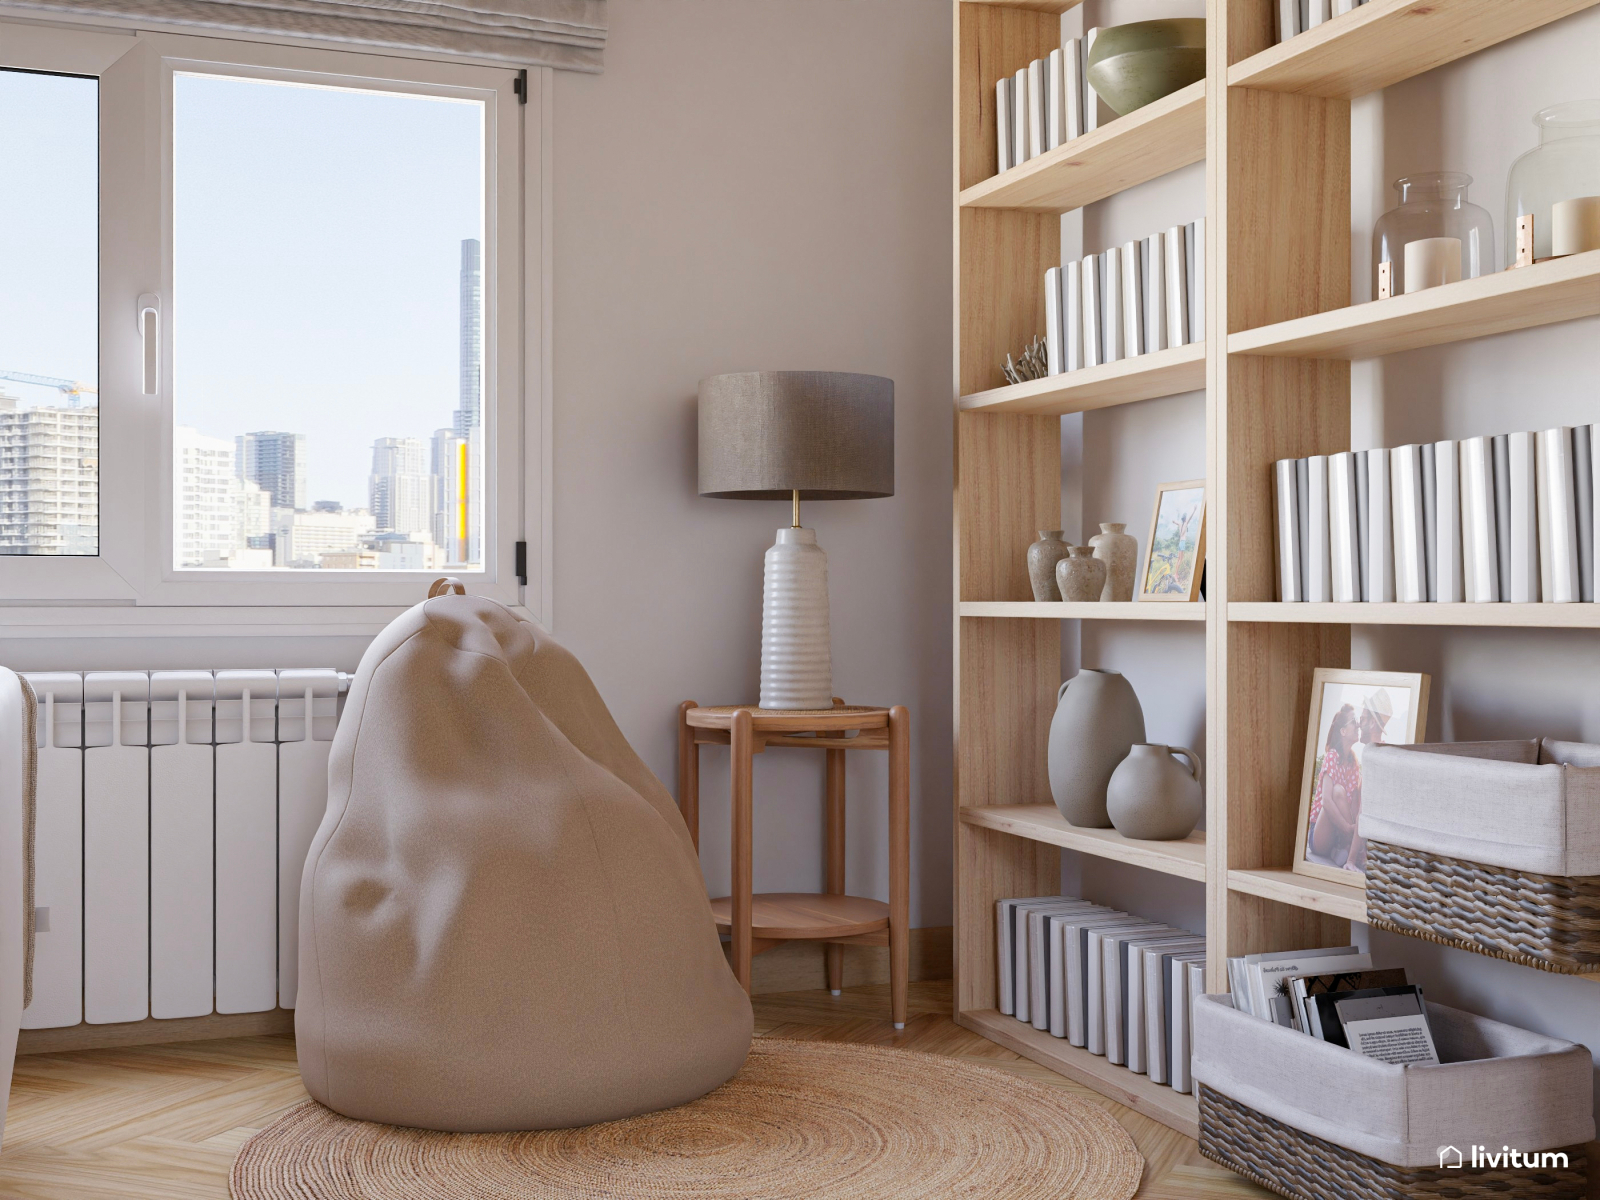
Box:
[296, 590, 752, 1131]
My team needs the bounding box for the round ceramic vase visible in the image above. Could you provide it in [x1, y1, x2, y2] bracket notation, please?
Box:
[1085, 19, 1206, 118]
[1089, 523, 1138, 602]
[1027, 530, 1072, 602]
[1056, 545, 1107, 603]
[1047, 668, 1146, 828]
[1107, 744, 1203, 841]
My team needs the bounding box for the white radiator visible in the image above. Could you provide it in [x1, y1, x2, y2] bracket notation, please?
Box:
[21, 669, 344, 1029]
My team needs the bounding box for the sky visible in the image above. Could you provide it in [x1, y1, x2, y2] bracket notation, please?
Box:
[1, 66, 484, 511]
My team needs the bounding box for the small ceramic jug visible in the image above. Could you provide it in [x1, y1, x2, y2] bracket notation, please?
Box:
[1047, 668, 1146, 827]
[1106, 743, 1203, 840]
[1027, 530, 1071, 602]
[1056, 545, 1108, 603]
[1089, 523, 1138, 602]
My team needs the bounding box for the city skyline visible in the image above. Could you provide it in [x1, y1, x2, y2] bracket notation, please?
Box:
[168, 237, 484, 569]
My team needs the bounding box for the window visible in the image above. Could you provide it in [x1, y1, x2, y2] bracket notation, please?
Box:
[0, 24, 533, 609]
[0, 67, 99, 557]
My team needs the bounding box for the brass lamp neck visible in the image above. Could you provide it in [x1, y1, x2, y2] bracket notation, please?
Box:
[792, 489, 801, 529]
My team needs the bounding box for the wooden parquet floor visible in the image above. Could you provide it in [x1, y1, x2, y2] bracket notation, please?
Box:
[0, 980, 1267, 1199]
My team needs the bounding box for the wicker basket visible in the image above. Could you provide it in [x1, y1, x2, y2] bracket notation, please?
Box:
[1191, 994, 1595, 1196]
[1366, 840, 1600, 974]
[1199, 1084, 1588, 1200]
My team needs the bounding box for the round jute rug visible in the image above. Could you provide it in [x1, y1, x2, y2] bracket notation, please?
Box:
[231, 1038, 1144, 1200]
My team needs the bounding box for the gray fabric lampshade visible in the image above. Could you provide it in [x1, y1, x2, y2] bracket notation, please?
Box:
[698, 371, 894, 500]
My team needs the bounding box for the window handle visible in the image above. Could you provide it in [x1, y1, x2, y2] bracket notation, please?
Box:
[137, 293, 160, 396]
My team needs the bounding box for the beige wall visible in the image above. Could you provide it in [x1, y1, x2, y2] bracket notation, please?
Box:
[549, 1, 954, 925]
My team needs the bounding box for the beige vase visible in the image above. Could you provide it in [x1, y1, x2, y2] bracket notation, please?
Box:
[1107, 743, 1203, 840]
[1055, 545, 1107, 603]
[1090, 523, 1138, 602]
[1027, 530, 1071, 602]
[1047, 668, 1146, 828]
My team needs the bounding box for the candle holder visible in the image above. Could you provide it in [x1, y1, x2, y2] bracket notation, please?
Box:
[1506, 100, 1600, 263]
[1372, 172, 1495, 300]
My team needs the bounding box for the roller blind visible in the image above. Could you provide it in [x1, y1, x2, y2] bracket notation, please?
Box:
[7, 0, 606, 70]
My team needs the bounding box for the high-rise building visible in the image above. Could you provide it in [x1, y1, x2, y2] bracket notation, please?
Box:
[0, 391, 99, 555]
[454, 238, 482, 437]
[440, 238, 484, 566]
[369, 436, 430, 535]
[236, 430, 307, 511]
[176, 425, 240, 567]
[429, 426, 468, 562]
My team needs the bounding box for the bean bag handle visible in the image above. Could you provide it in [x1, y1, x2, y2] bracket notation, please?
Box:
[428, 577, 467, 598]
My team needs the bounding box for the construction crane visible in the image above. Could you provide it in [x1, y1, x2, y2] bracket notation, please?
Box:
[0, 370, 99, 406]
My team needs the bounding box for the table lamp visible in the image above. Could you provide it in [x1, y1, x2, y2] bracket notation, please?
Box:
[698, 371, 894, 710]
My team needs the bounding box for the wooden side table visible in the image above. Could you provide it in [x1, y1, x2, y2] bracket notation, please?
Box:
[677, 700, 910, 1028]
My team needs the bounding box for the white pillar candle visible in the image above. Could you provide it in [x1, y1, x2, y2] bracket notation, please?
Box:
[1552, 196, 1600, 257]
[1403, 237, 1462, 293]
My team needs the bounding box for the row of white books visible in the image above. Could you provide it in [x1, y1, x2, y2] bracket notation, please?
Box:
[1275, 0, 1372, 45]
[995, 30, 1111, 175]
[1041, 221, 1206, 379]
[1229, 945, 1440, 1066]
[998, 896, 1206, 1092]
[1274, 425, 1600, 604]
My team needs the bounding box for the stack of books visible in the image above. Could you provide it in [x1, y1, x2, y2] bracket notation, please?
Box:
[998, 895, 1207, 1091]
[1228, 946, 1440, 1066]
[1274, 0, 1371, 45]
[1041, 221, 1206, 379]
[995, 30, 1110, 176]
[1274, 425, 1599, 603]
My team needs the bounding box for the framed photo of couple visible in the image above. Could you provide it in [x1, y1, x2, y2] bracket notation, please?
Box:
[1291, 668, 1431, 888]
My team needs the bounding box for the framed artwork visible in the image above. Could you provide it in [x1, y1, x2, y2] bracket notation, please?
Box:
[1138, 479, 1206, 601]
[1291, 668, 1431, 888]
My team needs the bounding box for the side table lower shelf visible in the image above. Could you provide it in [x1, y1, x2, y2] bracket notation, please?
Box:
[709, 893, 890, 952]
[956, 1008, 1200, 1139]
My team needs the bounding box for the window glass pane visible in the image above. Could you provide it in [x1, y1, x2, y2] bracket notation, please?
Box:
[173, 73, 485, 571]
[0, 68, 99, 556]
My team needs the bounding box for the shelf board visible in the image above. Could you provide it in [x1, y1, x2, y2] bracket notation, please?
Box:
[1226, 0, 1600, 99]
[1229, 602, 1600, 628]
[956, 1008, 1200, 1138]
[959, 80, 1205, 214]
[960, 804, 1207, 881]
[958, 343, 1206, 416]
[961, 0, 1084, 11]
[1227, 868, 1366, 923]
[960, 600, 1205, 621]
[1228, 251, 1600, 359]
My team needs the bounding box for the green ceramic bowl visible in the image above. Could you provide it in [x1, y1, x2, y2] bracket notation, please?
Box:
[1086, 19, 1206, 118]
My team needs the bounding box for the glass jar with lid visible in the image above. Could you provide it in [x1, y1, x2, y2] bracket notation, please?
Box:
[1371, 172, 1496, 299]
[1506, 100, 1600, 261]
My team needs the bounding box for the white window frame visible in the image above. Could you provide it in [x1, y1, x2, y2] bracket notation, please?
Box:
[0, 19, 547, 620]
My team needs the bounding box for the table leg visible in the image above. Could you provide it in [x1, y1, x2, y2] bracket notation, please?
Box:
[731, 709, 755, 995]
[825, 741, 846, 995]
[888, 705, 910, 1029]
[676, 700, 700, 852]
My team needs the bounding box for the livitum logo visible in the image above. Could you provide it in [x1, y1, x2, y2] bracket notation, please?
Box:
[1437, 1145, 1571, 1169]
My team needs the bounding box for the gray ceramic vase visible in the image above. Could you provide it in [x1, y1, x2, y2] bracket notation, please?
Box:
[1048, 668, 1146, 828]
[1056, 545, 1108, 603]
[1027, 530, 1071, 602]
[1107, 744, 1203, 840]
[1089, 523, 1138, 602]
[1086, 18, 1206, 118]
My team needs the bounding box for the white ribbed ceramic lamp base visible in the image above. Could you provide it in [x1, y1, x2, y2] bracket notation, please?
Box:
[760, 527, 833, 710]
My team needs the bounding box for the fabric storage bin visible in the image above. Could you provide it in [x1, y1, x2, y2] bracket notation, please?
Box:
[1361, 739, 1600, 973]
[1191, 993, 1592, 1200]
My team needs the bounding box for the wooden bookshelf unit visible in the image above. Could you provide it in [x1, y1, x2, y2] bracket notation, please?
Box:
[950, 0, 1600, 1140]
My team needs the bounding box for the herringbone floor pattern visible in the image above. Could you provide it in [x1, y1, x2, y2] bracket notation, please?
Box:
[0, 980, 1266, 1198]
